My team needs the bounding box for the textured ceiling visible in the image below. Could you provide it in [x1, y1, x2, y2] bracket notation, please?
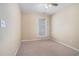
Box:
[19, 3, 72, 15]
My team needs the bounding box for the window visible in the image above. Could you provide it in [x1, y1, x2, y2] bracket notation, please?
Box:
[38, 18, 48, 38]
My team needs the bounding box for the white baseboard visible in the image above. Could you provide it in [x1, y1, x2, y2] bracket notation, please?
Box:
[51, 38, 79, 52]
[21, 39, 41, 42]
[21, 37, 50, 42]
[21, 39, 50, 42]
[15, 42, 21, 56]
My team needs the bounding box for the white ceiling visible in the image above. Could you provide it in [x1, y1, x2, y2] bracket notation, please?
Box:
[19, 3, 72, 15]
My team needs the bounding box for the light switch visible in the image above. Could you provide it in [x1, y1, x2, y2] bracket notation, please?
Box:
[0, 19, 6, 28]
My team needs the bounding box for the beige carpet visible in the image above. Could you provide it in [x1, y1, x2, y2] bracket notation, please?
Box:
[16, 40, 79, 56]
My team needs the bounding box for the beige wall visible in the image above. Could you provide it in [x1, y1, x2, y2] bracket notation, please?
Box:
[51, 4, 79, 50]
[22, 13, 51, 40]
[0, 4, 21, 55]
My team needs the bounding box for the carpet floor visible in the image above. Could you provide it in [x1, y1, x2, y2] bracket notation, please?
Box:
[16, 40, 79, 56]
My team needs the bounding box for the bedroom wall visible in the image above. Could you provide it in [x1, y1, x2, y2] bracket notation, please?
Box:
[22, 12, 51, 41]
[0, 3, 21, 55]
[51, 4, 79, 50]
